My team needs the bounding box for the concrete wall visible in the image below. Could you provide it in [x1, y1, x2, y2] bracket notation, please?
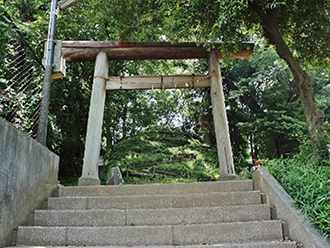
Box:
[0, 117, 59, 247]
[253, 167, 330, 248]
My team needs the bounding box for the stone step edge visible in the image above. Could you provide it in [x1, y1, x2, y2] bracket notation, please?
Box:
[60, 180, 252, 189]
[37, 203, 270, 213]
[9, 241, 298, 248]
[54, 190, 261, 199]
[33, 204, 271, 227]
[17, 220, 284, 246]
[19, 220, 281, 230]
[59, 180, 253, 197]
[48, 191, 262, 210]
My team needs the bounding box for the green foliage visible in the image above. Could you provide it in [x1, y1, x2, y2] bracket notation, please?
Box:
[87, 0, 329, 150]
[315, 128, 330, 166]
[47, 62, 94, 178]
[89, 0, 330, 67]
[310, 69, 330, 123]
[1, 2, 330, 238]
[2, 0, 329, 183]
[103, 125, 220, 184]
[264, 143, 330, 239]
[223, 46, 309, 159]
[0, 3, 44, 137]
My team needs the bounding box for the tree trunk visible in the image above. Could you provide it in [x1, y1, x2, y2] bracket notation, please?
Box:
[106, 130, 113, 150]
[250, 4, 325, 147]
[122, 103, 128, 139]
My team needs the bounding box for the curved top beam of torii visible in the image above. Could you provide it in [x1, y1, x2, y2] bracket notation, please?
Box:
[57, 0, 254, 61]
[61, 41, 254, 62]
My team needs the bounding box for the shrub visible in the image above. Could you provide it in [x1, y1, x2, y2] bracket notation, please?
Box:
[264, 143, 330, 239]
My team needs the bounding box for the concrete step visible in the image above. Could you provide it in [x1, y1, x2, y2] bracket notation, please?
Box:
[48, 191, 261, 210]
[9, 242, 298, 248]
[34, 204, 271, 227]
[59, 180, 253, 197]
[17, 220, 284, 246]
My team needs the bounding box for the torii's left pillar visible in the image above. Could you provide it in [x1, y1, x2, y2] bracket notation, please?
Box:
[78, 52, 108, 186]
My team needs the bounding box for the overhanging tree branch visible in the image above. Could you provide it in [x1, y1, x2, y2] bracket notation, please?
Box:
[249, 2, 326, 147]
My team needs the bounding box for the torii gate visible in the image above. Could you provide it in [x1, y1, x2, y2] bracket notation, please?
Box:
[55, 41, 254, 186]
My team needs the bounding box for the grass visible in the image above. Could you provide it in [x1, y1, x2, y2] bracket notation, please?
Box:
[264, 146, 330, 239]
[103, 125, 219, 184]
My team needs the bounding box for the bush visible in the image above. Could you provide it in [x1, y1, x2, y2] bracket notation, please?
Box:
[263, 143, 330, 239]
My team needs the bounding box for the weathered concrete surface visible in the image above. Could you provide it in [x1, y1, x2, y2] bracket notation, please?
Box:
[48, 191, 261, 210]
[17, 226, 173, 246]
[125, 204, 270, 226]
[0, 117, 59, 247]
[59, 180, 253, 197]
[34, 204, 270, 226]
[17, 227, 66, 246]
[7, 243, 298, 248]
[170, 244, 297, 248]
[172, 221, 283, 245]
[17, 221, 283, 246]
[34, 209, 126, 227]
[253, 167, 330, 248]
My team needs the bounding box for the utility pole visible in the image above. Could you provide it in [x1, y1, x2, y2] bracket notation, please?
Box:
[37, 0, 58, 145]
[37, 0, 81, 145]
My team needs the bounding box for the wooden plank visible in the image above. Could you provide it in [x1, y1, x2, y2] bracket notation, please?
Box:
[106, 75, 210, 90]
[61, 41, 254, 62]
[154, 170, 179, 177]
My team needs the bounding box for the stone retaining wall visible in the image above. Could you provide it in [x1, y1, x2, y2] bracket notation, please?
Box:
[0, 117, 59, 247]
[253, 167, 330, 248]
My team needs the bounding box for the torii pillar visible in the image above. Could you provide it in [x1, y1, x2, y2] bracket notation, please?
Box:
[78, 52, 108, 186]
[65, 42, 254, 185]
[208, 50, 237, 180]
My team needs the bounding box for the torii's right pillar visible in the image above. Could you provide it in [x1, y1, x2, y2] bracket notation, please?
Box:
[208, 50, 237, 180]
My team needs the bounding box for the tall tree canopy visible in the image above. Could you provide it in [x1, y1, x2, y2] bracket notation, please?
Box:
[1, 0, 329, 178]
[86, 0, 330, 147]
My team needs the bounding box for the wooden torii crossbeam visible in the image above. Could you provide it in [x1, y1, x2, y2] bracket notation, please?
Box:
[106, 75, 210, 90]
[61, 41, 254, 62]
[59, 41, 255, 186]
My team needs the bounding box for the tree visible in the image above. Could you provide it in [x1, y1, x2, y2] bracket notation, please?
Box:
[248, 1, 328, 148]
[2, 0, 329, 179]
[90, 0, 329, 148]
[222, 46, 308, 159]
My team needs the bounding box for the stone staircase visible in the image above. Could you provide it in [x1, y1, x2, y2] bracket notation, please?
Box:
[15, 180, 297, 247]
